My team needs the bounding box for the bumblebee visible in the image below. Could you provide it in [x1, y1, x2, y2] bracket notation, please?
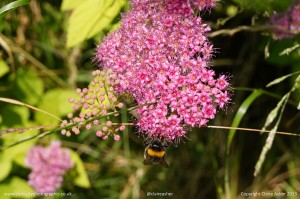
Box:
[143, 140, 169, 168]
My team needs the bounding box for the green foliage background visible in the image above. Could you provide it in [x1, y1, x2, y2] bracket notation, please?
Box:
[0, 0, 300, 198]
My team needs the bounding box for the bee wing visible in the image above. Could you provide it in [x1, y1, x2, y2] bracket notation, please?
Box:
[159, 158, 169, 168]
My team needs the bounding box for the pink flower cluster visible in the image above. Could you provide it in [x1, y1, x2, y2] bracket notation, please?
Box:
[270, 0, 300, 39]
[96, 0, 231, 143]
[25, 141, 74, 193]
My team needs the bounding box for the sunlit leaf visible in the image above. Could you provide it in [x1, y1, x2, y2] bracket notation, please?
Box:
[0, 128, 37, 181]
[70, 150, 91, 188]
[61, 0, 86, 11]
[35, 89, 77, 125]
[0, 0, 30, 19]
[66, 0, 126, 47]
[1, 128, 38, 167]
[0, 153, 12, 181]
[0, 177, 34, 198]
[0, 184, 11, 199]
[0, 59, 10, 77]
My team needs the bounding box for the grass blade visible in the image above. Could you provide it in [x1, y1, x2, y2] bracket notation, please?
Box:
[0, 0, 30, 18]
[262, 94, 288, 130]
[227, 89, 263, 149]
[225, 89, 263, 198]
[254, 93, 289, 176]
[266, 71, 300, 88]
[0, 97, 61, 121]
[0, 102, 152, 150]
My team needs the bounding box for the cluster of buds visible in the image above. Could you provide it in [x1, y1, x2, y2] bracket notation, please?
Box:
[25, 141, 74, 193]
[270, 0, 300, 39]
[60, 69, 125, 141]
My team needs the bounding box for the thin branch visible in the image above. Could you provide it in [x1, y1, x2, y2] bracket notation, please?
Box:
[209, 25, 300, 37]
[207, 125, 300, 137]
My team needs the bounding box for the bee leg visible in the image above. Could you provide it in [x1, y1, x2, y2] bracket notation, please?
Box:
[159, 158, 169, 168]
[143, 158, 152, 165]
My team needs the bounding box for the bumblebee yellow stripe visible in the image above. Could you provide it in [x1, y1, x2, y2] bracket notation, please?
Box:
[147, 149, 165, 158]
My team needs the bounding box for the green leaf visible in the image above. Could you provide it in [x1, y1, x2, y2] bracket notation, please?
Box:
[225, 89, 263, 195]
[61, 0, 86, 11]
[70, 150, 91, 188]
[0, 153, 12, 181]
[66, 0, 126, 48]
[35, 89, 77, 125]
[0, 105, 30, 127]
[14, 68, 44, 106]
[0, 177, 34, 198]
[227, 89, 263, 149]
[1, 128, 38, 167]
[0, 184, 11, 199]
[0, 128, 37, 181]
[0, 59, 10, 77]
[0, 0, 30, 19]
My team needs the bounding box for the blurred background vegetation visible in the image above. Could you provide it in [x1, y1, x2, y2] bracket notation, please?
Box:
[0, 0, 300, 198]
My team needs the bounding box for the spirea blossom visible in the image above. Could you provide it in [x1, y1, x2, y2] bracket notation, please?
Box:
[270, 0, 300, 39]
[95, 0, 231, 143]
[25, 141, 74, 193]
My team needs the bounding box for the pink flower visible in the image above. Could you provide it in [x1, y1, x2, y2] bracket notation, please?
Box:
[95, 0, 231, 143]
[25, 141, 74, 193]
[114, 134, 121, 141]
[270, 0, 300, 39]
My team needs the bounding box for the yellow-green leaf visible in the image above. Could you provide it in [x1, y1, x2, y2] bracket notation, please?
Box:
[0, 177, 34, 198]
[0, 153, 12, 181]
[70, 150, 91, 188]
[35, 89, 77, 125]
[66, 0, 126, 48]
[0, 59, 10, 77]
[61, 0, 86, 11]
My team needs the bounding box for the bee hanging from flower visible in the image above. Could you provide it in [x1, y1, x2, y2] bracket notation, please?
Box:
[143, 139, 169, 168]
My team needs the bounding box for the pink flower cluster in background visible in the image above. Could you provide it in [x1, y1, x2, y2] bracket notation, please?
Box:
[25, 141, 74, 193]
[270, 0, 300, 39]
[96, 0, 230, 143]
